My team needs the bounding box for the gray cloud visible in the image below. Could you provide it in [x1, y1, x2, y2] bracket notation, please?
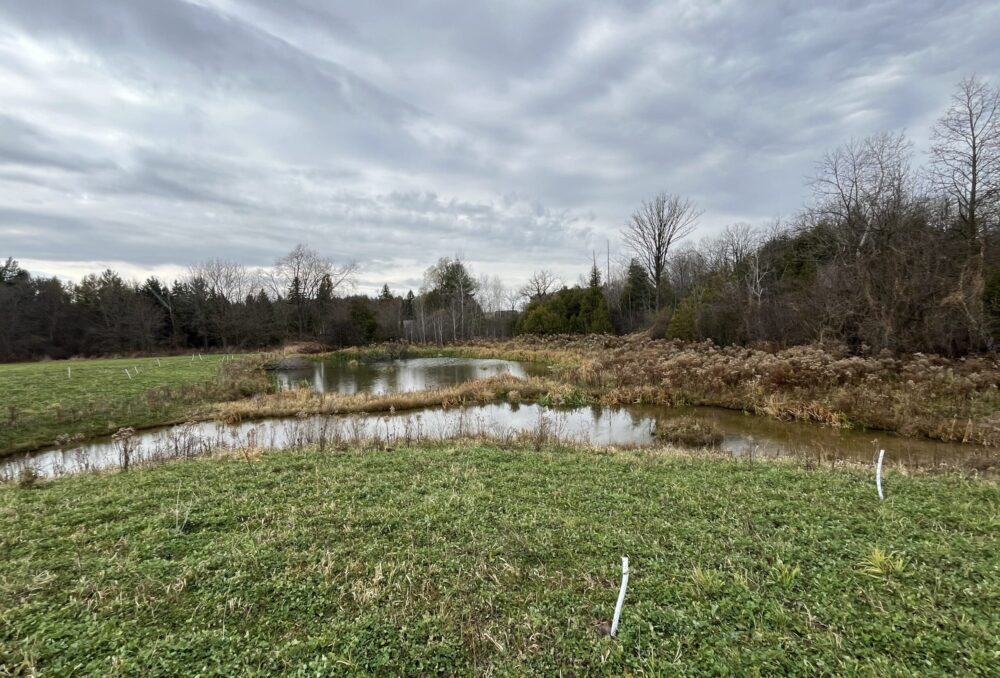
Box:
[1, 0, 998, 291]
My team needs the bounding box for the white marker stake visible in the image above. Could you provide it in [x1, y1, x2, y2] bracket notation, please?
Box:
[124, 369, 132, 380]
[876, 449, 885, 500]
[67, 367, 71, 379]
[610, 556, 630, 638]
[157, 359, 161, 367]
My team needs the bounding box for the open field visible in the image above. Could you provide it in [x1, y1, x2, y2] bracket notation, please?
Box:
[2, 444, 997, 675]
[0, 354, 270, 456]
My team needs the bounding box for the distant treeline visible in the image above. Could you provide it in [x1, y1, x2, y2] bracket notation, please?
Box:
[2, 76, 999, 361]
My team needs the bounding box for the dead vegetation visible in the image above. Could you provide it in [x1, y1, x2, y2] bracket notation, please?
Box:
[408, 335, 1000, 446]
[215, 374, 563, 424]
[654, 417, 724, 447]
[210, 335, 1000, 447]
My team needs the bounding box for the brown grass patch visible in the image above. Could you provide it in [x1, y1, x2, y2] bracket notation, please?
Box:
[653, 417, 724, 447]
[215, 374, 555, 424]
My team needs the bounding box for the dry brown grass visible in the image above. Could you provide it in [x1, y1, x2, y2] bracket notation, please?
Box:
[281, 341, 329, 355]
[654, 417, 724, 447]
[214, 374, 560, 424]
[408, 335, 1000, 446]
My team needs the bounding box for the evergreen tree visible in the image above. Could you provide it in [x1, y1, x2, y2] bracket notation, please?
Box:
[620, 258, 654, 330]
[288, 275, 305, 337]
[583, 264, 614, 333]
[402, 290, 416, 320]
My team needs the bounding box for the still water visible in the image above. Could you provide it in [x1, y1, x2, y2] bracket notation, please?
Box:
[5, 402, 995, 479]
[272, 357, 548, 394]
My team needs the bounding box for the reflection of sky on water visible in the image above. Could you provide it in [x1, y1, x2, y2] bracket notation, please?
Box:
[6, 401, 995, 480]
[273, 357, 547, 395]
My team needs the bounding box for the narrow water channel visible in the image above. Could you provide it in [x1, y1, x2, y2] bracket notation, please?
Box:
[4, 402, 995, 479]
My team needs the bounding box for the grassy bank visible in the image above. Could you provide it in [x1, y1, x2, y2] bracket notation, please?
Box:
[0, 354, 271, 456]
[2, 444, 997, 675]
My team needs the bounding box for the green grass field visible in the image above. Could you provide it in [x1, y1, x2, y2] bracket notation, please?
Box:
[0, 354, 268, 456]
[2, 445, 997, 675]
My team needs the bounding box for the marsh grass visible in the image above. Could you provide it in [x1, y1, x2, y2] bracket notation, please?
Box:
[397, 336, 1000, 446]
[653, 416, 724, 447]
[214, 374, 564, 423]
[1, 444, 997, 674]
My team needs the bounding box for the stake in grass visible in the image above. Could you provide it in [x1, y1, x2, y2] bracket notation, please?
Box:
[610, 556, 630, 638]
[876, 449, 885, 500]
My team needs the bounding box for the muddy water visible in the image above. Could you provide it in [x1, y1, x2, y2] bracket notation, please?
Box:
[273, 357, 549, 394]
[4, 402, 996, 479]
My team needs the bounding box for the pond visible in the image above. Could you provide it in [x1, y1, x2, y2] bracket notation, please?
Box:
[4, 402, 996, 479]
[272, 356, 548, 394]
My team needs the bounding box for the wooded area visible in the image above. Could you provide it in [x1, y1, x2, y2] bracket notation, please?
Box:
[3, 76, 998, 361]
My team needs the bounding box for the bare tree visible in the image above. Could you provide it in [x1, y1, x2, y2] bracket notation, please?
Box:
[188, 259, 259, 302]
[622, 192, 701, 309]
[269, 244, 357, 300]
[269, 244, 357, 338]
[476, 274, 509, 337]
[423, 256, 478, 341]
[929, 76, 1000, 349]
[744, 244, 771, 340]
[665, 246, 709, 303]
[812, 131, 912, 255]
[186, 259, 261, 348]
[929, 75, 1000, 244]
[518, 269, 562, 302]
[717, 223, 757, 272]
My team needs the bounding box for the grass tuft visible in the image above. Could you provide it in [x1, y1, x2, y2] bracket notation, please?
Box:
[653, 416, 724, 447]
[859, 547, 907, 578]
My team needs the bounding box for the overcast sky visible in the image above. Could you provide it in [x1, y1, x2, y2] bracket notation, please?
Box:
[2, 0, 999, 293]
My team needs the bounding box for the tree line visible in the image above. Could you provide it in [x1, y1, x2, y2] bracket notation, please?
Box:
[600, 76, 999, 354]
[2, 76, 998, 361]
[0, 246, 518, 361]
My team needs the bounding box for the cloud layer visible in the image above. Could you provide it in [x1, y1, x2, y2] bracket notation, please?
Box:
[2, 0, 998, 291]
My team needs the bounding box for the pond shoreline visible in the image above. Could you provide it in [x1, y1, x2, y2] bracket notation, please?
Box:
[5, 344, 999, 463]
[6, 398, 997, 480]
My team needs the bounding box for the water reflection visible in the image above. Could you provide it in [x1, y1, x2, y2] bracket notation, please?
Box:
[273, 357, 547, 395]
[4, 403, 995, 479]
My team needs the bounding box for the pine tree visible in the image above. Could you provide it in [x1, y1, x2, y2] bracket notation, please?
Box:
[288, 275, 305, 338]
[620, 258, 654, 330]
[402, 290, 416, 320]
[583, 263, 614, 333]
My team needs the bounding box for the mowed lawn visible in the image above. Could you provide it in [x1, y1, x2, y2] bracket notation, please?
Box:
[2, 445, 997, 675]
[0, 354, 260, 455]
